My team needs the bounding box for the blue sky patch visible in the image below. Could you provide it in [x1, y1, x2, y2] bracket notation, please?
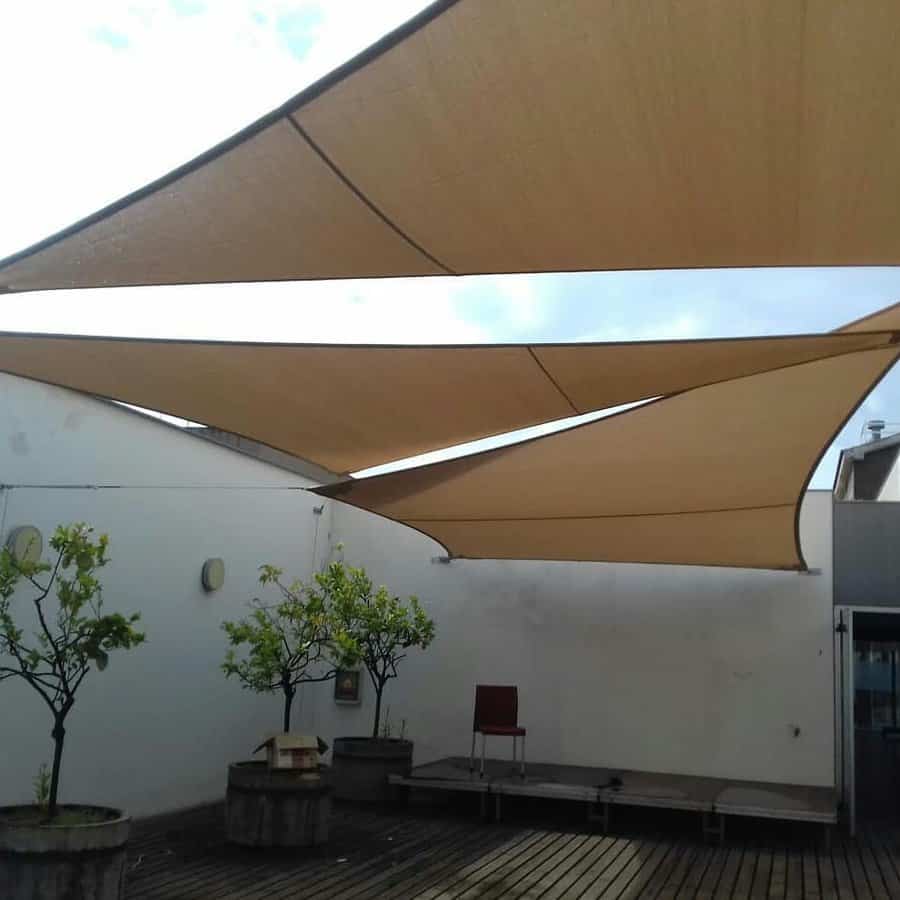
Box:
[170, 0, 206, 16]
[277, 6, 324, 59]
[92, 26, 130, 51]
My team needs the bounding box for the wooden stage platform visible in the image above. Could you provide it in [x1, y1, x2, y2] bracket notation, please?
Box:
[389, 758, 838, 840]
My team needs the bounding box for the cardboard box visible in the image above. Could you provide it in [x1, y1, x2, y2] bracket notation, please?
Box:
[254, 734, 321, 770]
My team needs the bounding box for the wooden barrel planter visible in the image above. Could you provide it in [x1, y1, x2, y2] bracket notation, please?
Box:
[331, 738, 413, 805]
[0, 805, 130, 900]
[225, 762, 332, 848]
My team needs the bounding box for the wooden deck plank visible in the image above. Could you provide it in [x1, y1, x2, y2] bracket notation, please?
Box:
[749, 844, 773, 898]
[675, 842, 718, 898]
[127, 807, 389, 899]
[636, 840, 692, 898]
[141, 813, 432, 900]
[692, 843, 731, 899]
[607, 837, 674, 899]
[816, 844, 838, 900]
[142, 814, 416, 900]
[478, 832, 586, 899]
[552, 836, 634, 899]
[309, 820, 477, 900]
[577, 838, 646, 899]
[655, 842, 703, 898]
[731, 841, 760, 900]
[855, 831, 892, 900]
[830, 842, 856, 900]
[489, 832, 592, 899]
[373, 827, 515, 900]
[873, 826, 900, 889]
[845, 840, 876, 900]
[711, 844, 746, 899]
[768, 845, 787, 899]
[577, 838, 653, 899]
[537, 834, 621, 900]
[801, 846, 821, 899]
[273, 818, 469, 900]
[414, 829, 547, 900]
[861, 826, 900, 899]
[452, 832, 567, 899]
[784, 846, 803, 900]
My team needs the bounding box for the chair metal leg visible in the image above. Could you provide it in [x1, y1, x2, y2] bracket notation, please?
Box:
[520, 735, 526, 779]
[481, 732, 486, 778]
[470, 731, 476, 773]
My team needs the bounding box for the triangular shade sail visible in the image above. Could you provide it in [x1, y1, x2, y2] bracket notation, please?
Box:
[316, 347, 900, 569]
[5, 0, 900, 291]
[0, 329, 895, 474]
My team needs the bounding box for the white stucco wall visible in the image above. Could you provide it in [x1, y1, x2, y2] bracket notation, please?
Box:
[295, 492, 836, 788]
[877, 460, 900, 500]
[1, 372, 837, 820]
[0, 374, 332, 816]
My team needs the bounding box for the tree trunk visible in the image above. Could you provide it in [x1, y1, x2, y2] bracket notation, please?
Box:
[372, 685, 383, 739]
[283, 687, 295, 733]
[48, 717, 66, 819]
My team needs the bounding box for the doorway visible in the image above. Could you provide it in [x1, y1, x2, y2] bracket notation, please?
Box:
[849, 610, 900, 823]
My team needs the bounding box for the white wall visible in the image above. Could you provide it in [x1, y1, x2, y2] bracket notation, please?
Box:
[0, 374, 332, 816]
[1, 373, 837, 821]
[878, 460, 900, 500]
[294, 492, 836, 788]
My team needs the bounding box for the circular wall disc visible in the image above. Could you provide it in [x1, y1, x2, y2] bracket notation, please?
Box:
[201, 557, 225, 592]
[5, 526, 43, 565]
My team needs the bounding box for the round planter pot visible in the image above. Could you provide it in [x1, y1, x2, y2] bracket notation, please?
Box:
[0, 805, 130, 900]
[225, 762, 332, 848]
[331, 737, 413, 805]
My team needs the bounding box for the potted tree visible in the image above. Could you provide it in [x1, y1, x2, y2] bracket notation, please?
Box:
[220, 565, 353, 847]
[0, 524, 145, 900]
[317, 561, 435, 805]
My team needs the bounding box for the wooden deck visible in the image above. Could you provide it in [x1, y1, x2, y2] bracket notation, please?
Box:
[125, 800, 900, 898]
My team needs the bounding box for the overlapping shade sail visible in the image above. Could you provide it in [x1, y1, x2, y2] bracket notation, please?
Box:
[4, 0, 900, 291]
[0, 328, 896, 475]
[316, 345, 900, 569]
[1, 313, 899, 568]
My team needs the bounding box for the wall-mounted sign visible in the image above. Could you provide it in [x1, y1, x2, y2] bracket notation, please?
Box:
[334, 669, 361, 704]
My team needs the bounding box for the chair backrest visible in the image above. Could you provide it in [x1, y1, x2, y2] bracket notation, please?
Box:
[473, 684, 518, 731]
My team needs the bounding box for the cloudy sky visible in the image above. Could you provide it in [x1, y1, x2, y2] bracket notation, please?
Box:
[2, 0, 900, 485]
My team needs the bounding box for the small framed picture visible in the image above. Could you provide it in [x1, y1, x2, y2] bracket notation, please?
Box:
[334, 668, 361, 704]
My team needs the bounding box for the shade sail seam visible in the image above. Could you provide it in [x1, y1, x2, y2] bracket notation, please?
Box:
[447, 556, 803, 572]
[1, 328, 896, 351]
[286, 114, 455, 275]
[385, 503, 797, 523]
[0, 0, 463, 285]
[316, 344, 899, 485]
[526, 346, 579, 413]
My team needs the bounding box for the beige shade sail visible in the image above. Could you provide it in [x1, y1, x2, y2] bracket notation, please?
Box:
[315, 347, 900, 569]
[4, 0, 900, 291]
[0, 329, 896, 474]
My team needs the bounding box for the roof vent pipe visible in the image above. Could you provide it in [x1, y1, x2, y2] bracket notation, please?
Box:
[867, 419, 886, 442]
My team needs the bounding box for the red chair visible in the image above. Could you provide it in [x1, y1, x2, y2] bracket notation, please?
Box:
[470, 685, 526, 778]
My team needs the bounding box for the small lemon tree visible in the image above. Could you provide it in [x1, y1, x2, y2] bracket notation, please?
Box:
[0, 524, 145, 819]
[222, 566, 355, 733]
[315, 561, 435, 739]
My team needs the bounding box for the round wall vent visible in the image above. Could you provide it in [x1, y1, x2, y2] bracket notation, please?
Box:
[5, 526, 43, 565]
[201, 557, 225, 592]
